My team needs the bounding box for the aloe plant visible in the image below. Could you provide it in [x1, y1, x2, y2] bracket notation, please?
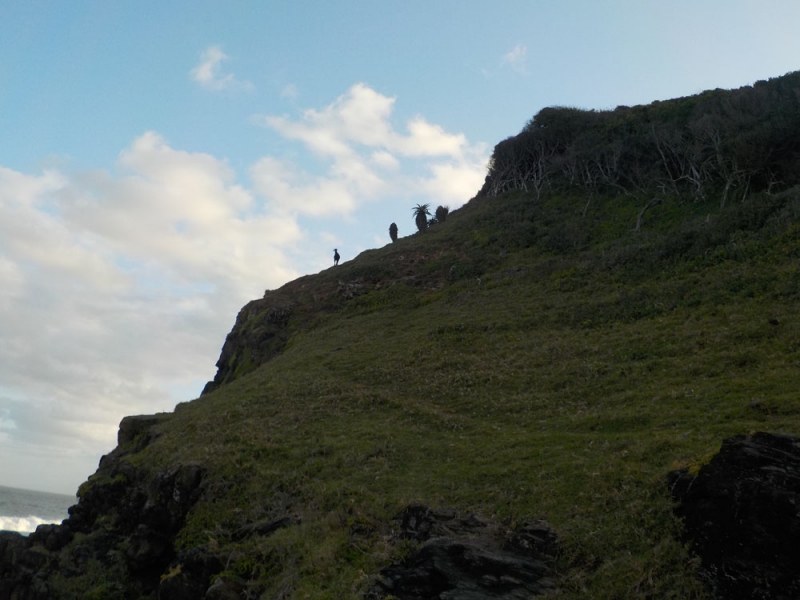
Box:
[412, 203, 431, 233]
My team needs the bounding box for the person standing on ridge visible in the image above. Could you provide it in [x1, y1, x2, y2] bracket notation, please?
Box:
[333, 249, 340, 266]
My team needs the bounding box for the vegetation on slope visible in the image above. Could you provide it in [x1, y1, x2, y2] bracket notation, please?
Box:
[126, 186, 800, 598]
[482, 71, 800, 217]
[71, 71, 800, 598]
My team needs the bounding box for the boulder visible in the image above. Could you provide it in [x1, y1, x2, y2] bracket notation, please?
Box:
[368, 504, 557, 599]
[231, 516, 298, 541]
[157, 546, 223, 600]
[669, 432, 800, 599]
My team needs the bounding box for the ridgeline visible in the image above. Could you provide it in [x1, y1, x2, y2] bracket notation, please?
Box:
[4, 71, 800, 599]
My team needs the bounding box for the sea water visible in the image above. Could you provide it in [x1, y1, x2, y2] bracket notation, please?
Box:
[0, 485, 77, 535]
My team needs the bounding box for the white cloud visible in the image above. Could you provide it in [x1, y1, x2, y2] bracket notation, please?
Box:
[262, 84, 470, 160]
[280, 83, 299, 99]
[250, 156, 364, 217]
[370, 150, 400, 170]
[0, 135, 301, 492]
[419, 161, 488, 206]
[0, 84, 488, 493]
[395, 117, 469, 157]
[190, 45, 253, 92]
[502, 43, 528, 75]
[254, 83, 488, 216]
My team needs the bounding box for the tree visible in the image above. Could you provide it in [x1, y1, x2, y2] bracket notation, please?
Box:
[435, 205, 449, 224]
[389, 222, 398, 242]
[412, 204, 431, 233]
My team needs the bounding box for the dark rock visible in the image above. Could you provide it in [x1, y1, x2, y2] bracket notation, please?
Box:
[126, 524, 172, 572]
[232, 516, 298, 541]
[0, 532, 29, 576]
[0, 532, 52, 600]
[0, 531, 26, 555]
[28, 523, 73, 553]
[141, 463, 204, 533]
[118, 413, 171, 447]
[202, 299, 294, 393]
[200, 380, 219, 395]
[376, 538, 554, 599]
[506, 522, 558, 557]
[157, 546, 222, 600]
[205, 576, 245, 600]
[670, 432, 800, 599]
[1, 407, 207, 600]
[338, 278, 370, 299]
[369, 505, 557, 599]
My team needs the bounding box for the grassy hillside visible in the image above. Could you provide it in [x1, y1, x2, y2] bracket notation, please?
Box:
[47, 72, 800, 599]
[104, 177, 800, 598]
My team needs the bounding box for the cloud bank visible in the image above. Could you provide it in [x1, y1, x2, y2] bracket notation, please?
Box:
[0, 84, 487, 493]
[254, 83, 487, 215]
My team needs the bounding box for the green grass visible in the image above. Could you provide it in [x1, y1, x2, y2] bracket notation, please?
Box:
[114, 186, 800, 599]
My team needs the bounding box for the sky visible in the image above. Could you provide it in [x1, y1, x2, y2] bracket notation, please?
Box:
[2, 1, 800, 495]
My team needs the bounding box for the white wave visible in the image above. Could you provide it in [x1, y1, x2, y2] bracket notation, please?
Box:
[0, 515, 59, 535]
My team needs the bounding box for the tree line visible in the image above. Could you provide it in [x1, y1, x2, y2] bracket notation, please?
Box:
[479, 70, 800, 224]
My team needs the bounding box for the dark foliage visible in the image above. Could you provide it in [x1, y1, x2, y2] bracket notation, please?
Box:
[480, 71, 800, 206]
[413, 203, 431, 233]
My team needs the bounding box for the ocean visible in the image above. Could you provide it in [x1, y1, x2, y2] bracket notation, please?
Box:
[0, 485, 77, 536]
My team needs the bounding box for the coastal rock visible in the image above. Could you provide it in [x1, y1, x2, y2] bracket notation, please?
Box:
[126, 524, 172, 572]
[27, 523, 72, 553]
[0, 416, 208, 600]
[0, 532, 51, 600]
[368, 504, 557, 599]
[157, 546, 223, 600]
[669, 432, 800, 599]
[117, 413, 171, 447]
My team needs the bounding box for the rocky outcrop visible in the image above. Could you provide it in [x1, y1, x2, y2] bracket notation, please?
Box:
[201, 298, 294, 395]
[337, 278, 371, 300]
[0, 531, 50, 600]
[200, 275, 376, 395]
[669, 432, 800, 599]
[117, 412, 171, 447]
[368, 504, 558, 599]
[0, 414, 208, 600]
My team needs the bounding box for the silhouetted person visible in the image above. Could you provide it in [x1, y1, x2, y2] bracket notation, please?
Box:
[333, 249, 340, 266]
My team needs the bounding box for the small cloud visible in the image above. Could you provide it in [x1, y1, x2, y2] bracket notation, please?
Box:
[370, 150, 400, 170]
[190, 45, 253, 92]
[502, 43, 528, 75]
[280, 83, 299, 99]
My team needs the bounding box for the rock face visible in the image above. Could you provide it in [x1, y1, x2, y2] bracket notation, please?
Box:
[368, 504, 558, 599]
[669, 432, 800, 600]
[0, 414, 208, 600]
[201, 298, 293, 395]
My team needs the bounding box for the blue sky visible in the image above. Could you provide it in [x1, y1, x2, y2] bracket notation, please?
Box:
[2, 1, 800, 494]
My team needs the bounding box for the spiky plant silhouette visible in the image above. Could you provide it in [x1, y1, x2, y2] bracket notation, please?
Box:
[412, 204, 431, 233]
